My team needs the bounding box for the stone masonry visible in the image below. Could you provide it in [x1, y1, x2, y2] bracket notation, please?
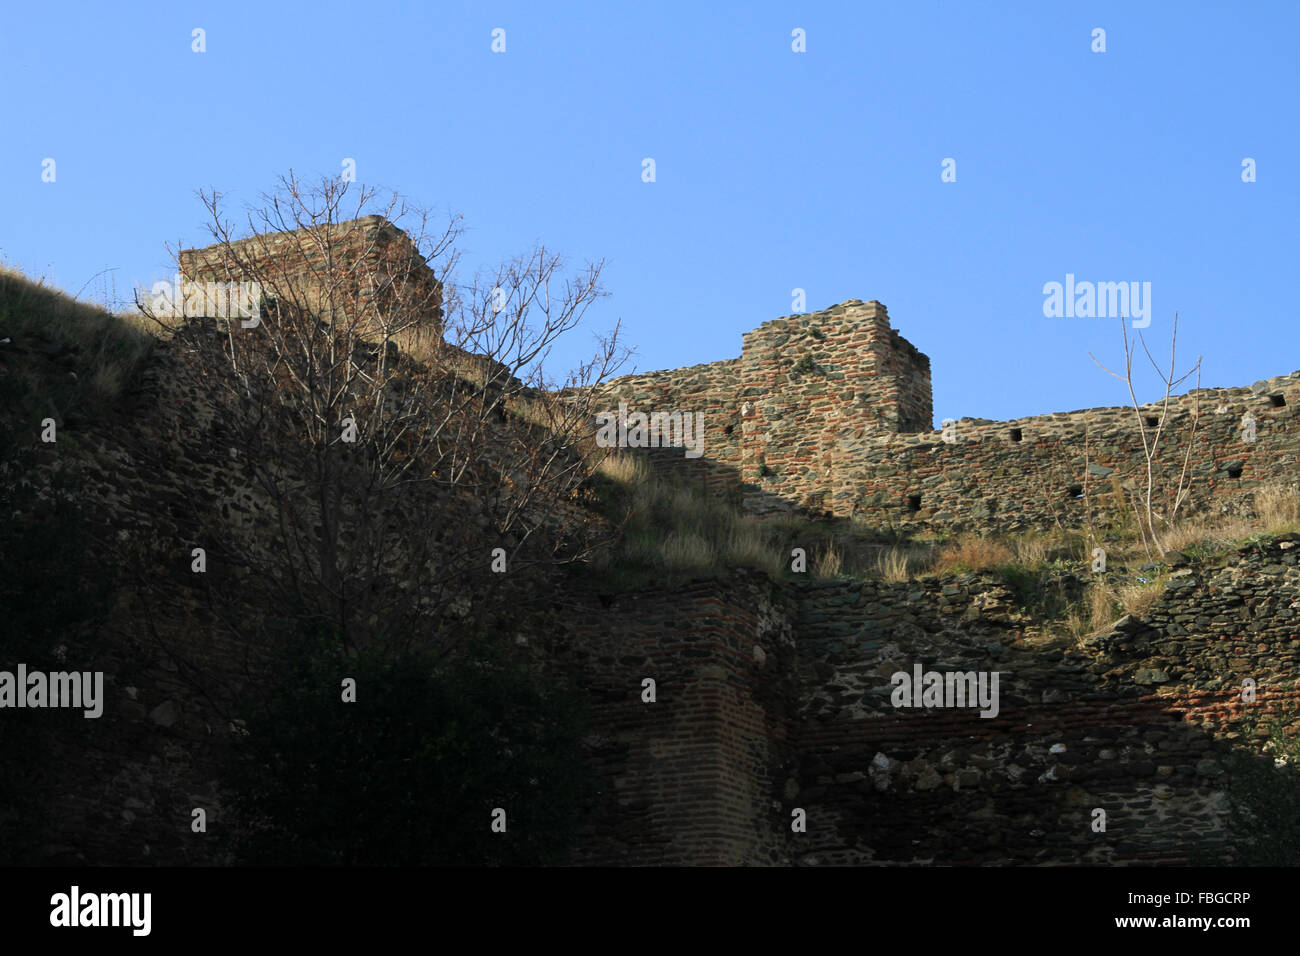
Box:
[599, 298, 1297, 530]
[178, 215, 443, 337]
[10, 228, 1299, 867]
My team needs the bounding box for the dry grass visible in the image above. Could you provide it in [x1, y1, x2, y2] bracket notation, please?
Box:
[1091, 582, 1117, 630]
[594, 452, 779, 579]
[1012, 535, 1048, 567]
[1257, 483, 1300, 530]
[1159, 518, 1223, 554]
[1067, 578, 1147, 642]
[1059, 486, 1300, 646]
[868, 530, 1077, 585]
[1115, 578, 1166, 618]
[590, 449, 1299, 594]
[1159, 515, 1261, 555]
[1066, 608, 1094, 641]
[932, 534, 1015, 575]
[504, 393, 550, 429]
[660, 531, 716, 572]
[875, 545, 930, 583]
[724, 520, 785, 578]
[595, 450, 651, 486]
[116, 301, 180, 340]
[500, 390, 592, 448]
[1155, 490, 1299, 557]
[814, 541, 843, 578]
[591, 453, 873, 581]
[1087, 482, 1300, 564]
[0, 263, 157, 413]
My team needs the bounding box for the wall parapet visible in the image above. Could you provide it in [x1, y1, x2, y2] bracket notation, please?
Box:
[592, 296, 1297, 533]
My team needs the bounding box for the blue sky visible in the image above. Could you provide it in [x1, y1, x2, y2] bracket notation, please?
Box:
[2, 1, 1296, 426]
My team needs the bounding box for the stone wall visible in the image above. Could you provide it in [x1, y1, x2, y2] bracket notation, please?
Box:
[527, 532, 1299, 866]
[20, 335, 266, 864]
[597, 299, 934, 514]
[17, 322, 1300, 865]
[178, 215, 443, 336]
[739, 300, 933, 515]
[788, 534, 1300, 865]
[836, 372, 1299, 533]
[177, 222, 1298, 533]
[11, 246, 1300, 867]
[597, 297, 1297, 531]
[545, 571, 798, 865]
[595, 357, 743, 496]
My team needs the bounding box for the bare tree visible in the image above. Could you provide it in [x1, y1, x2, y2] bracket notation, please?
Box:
[138, 173, 629, 658]
[1090, 313, 1202, 560]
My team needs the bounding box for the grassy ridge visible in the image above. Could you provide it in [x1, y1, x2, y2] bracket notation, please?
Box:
[0, 263, 158, 428]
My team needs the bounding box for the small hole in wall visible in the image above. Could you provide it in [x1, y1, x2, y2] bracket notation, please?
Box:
[1009, 428, 1022, 442]
[1226, 463, 1243, 479]
[1066, 484, 1083, 499]
[724, 424, 734, 435]
[1269, 394, 1286, 408]
[906, 494, 922, 513]
[1144, 416, 1159, 428]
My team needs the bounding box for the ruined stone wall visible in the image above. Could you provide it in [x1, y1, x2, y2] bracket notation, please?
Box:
[882, 326, 933, 433]
[23, 337, 271, 864]
[787, 535, 1300, 865]
[14, 268, 1300, 867]
[178, 215, 443, 335]
[598, 299, 934, 513]
[596, 296, 1296, 531]
[838, 372, 1299, 533]
[595, 358, 743, 495]
[23, 334, 1300, 865]
[17, 324, 545, 865]
[545, 571, 798, 866]
[738, 300, 932, 514]
[177, 221, 1297, 534]
[541, 534, 1299, 866]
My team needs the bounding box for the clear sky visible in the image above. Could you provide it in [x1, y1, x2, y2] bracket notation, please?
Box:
[2, 1, 1296, 427]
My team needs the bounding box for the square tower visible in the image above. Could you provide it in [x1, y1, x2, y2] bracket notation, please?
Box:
[177, 215, 443, 336]
[739, 299, 932, 513]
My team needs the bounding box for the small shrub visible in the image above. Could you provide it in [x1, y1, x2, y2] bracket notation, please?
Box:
[997, 564, 1039, 607]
